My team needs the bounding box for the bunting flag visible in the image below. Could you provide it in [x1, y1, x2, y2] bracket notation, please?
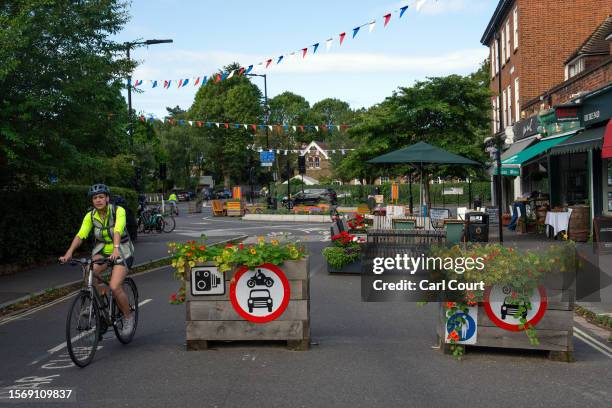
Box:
[247, 145, 355, 154]
[146, 115, 352, 133]
[132, 4, 411, 89]
[384, 13, 392, 27]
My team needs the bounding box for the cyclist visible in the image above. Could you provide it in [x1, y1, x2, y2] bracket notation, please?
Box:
[59, 184, 135, 335]
[168, 192, 178, 216]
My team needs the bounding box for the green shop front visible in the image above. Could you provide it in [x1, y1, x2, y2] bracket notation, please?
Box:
[548, 84, 612, 237]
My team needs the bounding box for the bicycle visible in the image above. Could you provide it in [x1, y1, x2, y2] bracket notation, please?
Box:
[63, 257, 139, 367]
[137, 206, 166, 234]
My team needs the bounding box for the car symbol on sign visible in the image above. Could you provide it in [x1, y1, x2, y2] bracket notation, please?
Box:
[248, 289, 273, 313]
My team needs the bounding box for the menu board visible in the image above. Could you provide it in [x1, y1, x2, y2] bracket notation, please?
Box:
[485, 207, 499, 224]
[593, 216, 612, 254]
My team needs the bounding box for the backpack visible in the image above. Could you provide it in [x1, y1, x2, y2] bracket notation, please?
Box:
[110, 195, 138, 241]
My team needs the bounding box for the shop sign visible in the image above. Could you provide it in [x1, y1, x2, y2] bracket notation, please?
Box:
[556, 106, 580, 122]
[500, 167, 520, 176]
[582, 89, 612, 126]
[514, 116, 541, 141]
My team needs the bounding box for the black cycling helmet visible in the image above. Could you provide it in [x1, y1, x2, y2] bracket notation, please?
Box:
[88, 183, 110, 198]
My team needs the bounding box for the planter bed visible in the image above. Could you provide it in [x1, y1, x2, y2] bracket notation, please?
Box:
[327, 259, 362, 274]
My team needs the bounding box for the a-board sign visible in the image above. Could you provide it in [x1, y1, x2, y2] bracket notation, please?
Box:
[485, 207, 499, 224]
[430, 208, 450, 220]
[593, 216, 612, 254]
[445, 305, 478, 345]
[484, 284, 547, 331]
[191, 266, 225, 296]
[230, 264, 290, 323]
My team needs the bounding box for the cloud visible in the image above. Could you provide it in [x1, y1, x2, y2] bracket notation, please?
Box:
[413, 0, 489, 15]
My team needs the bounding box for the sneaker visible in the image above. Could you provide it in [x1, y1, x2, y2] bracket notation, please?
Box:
[122, 314, 135, 336]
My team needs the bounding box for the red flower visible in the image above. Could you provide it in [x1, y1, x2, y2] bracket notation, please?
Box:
[445, 302, 456, 309]
[186, 252, 193, 257]
[447, 330, 459, 341]
[239, 243, 245, 250]
[226, 243, 234, 248]
[170, 294, 177, 300]
[191, 246, 196, 250]
[199, 245, 206, 251]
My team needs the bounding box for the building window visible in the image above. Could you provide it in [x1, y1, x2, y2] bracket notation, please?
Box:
[502, 89, 507, 128]
[513, 7, 518, 50]
[492, 98, 496, 132]
[501, 29, 506, 64]
[514, 78, 520, 121]
[307, 157, 314, 168]
[491, 40, 499, 74]
[566, 58, 585, 80]
[505, 20, 511, 61]
[507, 85, 512, 126]
[490, 46, 495, 78]
[314, 157, 320, 169]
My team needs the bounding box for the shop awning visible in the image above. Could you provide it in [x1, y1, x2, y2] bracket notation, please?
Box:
[501, 137, 538, 161]
[550, 126, 605, 156]
[500, 135, 572, 174]
[601, 119, 612, 159]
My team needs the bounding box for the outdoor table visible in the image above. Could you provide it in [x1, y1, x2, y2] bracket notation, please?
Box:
[545, 211, 571, 238]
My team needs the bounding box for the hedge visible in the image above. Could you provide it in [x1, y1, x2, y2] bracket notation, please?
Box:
[0, 185, 137, 266]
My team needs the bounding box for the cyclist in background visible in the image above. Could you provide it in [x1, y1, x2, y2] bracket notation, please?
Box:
[168, 192, 178, 216]
[59, 184, 135, 335]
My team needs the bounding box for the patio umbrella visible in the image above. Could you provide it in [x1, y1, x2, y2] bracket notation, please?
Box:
[367, 141, 480, 223]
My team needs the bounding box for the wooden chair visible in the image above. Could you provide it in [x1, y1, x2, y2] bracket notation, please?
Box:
[211, 200, 226, 216]
[444, 219, 465, 244]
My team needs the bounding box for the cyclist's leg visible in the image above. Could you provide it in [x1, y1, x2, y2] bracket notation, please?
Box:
[109, 263, 130, 318]
[92, 254, 109, 296]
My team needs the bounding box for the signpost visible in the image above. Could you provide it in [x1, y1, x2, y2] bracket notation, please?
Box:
[260, 151, 275, 167]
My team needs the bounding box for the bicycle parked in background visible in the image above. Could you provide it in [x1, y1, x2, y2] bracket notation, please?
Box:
[62, 257, 139, 367]
[137, 204, 175, 233]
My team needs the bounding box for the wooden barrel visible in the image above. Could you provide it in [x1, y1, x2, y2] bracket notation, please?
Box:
[569, 205, 589, 242]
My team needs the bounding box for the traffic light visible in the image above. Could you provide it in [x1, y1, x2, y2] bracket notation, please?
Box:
[298, 156, 306, 175]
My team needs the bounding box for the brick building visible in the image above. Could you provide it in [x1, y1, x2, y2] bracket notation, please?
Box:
[301, 141, 332, 181]
[481, 0, 611, 211]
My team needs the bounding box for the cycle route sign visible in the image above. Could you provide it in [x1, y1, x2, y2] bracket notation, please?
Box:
[484, 284, 547, 331]
[230, 263, 290, 323]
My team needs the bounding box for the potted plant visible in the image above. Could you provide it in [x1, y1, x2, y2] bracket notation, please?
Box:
[429, 242, 576, 361]
[323, 231, 363, 274]
[168, 236, 310, 350]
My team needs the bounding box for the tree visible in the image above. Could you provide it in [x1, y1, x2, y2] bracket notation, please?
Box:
[0, 0, 134, 187]
[190, 63, 263, 187]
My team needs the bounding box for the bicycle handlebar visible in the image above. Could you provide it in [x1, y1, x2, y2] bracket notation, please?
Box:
[61, 258, 113, 266]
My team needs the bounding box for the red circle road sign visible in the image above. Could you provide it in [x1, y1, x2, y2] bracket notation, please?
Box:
[484, 284, 548, 331]
[230, 263, 291, 323]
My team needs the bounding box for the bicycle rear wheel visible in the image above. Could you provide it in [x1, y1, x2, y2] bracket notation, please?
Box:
[163, 215, 176, 233]
[112, 278, 139, 344]
[66, 292, 100, 367]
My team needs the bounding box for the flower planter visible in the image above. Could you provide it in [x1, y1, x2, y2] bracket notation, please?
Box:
[327, 259, 362, 274]
[437, 273, 575, 361]
[185, 257, 310, 351]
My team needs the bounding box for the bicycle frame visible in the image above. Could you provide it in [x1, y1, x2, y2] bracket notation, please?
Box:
[79, 260, 117, 326]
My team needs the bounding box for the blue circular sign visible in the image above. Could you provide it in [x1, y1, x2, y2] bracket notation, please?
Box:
[446, 312, 476, 341]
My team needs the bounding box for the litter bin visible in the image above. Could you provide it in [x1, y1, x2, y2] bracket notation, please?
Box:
[465, 212, 489, 242]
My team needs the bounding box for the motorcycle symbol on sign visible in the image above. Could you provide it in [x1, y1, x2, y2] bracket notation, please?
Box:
[247, 269, 275, 288]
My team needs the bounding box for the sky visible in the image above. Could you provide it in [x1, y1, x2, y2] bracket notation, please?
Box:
[115, 0, 498, 120]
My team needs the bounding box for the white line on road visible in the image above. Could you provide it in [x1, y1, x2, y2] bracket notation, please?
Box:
[45, 298, 153, 355]
[574, 326, 612, 354]
[574, 332, 612, 359]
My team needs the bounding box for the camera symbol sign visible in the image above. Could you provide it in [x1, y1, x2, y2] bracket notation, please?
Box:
[191, 266, 225, 296]
[230, 264, 290, 323]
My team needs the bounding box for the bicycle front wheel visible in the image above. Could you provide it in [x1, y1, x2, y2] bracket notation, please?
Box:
[112, 278, 139, 344]
[66, 292, 100, 368]
[163, 215, 176, 233]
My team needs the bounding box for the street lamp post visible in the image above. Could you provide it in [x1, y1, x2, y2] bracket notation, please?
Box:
[124, 39, 173, 148]
[246, 73, 274, 207]
[494, 30, 505, 243]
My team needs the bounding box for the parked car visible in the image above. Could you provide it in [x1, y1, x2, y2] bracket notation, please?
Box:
[281, 188, 337, 208]
[177, 191, 191, 201]
[214, 189, 232, 199]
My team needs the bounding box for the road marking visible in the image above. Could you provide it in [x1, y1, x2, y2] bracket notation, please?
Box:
[44, 298, 153, 356]
[574, 326, 612, 354]
[574, 332, 612, 359]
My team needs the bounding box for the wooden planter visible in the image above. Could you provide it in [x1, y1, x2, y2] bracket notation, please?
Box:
[186, 257, 310, 350]
[437, 274, 575, 361]
[327, 259, 362, 274]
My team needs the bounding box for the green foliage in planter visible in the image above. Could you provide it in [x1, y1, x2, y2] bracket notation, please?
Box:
[323, 246, 360, 269]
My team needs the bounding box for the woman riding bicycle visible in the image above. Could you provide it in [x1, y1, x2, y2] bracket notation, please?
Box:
[59, 184, 135, 335]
